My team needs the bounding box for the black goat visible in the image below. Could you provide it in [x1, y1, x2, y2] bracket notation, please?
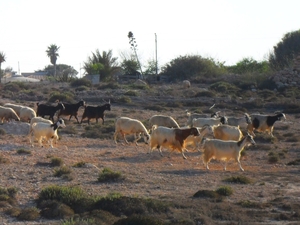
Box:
[36, 102, 65, 122]
[80, 102, 111, 125]
[58, 100, 86, 123]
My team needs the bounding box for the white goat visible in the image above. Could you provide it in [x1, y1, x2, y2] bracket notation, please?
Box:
[3, 103, 23, 116]
[0, 106, 20, 123]
[149, 115, 180, 128]
[28, 116, 53, 138]
[19, 106, 37, 122]
[114, 117, 150, 145]
[186, 112, 218, 127]
[149, 126, 200, 159]
[192, 116, 227, 127]
[29, 118, 66, 148]
[201, 134, 256, 171]
[211, 124, 243, 141]
[226, 115, 248, 129]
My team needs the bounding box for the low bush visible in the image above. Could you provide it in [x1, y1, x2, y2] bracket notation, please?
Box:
[216, 186, 233, 196]
[223, 176, 252, 184]
[98, 168, 124, 182]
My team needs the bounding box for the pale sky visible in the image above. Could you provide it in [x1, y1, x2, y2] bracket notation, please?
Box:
[1, 0, 299, 76]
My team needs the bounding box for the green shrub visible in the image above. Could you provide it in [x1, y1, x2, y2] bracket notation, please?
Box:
[48, 91, 74, 103]
[73, 161, 86, 167]
[37, 185, 86, 207]
[216, 186, 233, 196]
[194, 90, 216, 98]
[287, 159, 300, 166]
[268, 155, 279, 163]
[118, 96, 131, 103]
[98, 168, 124, 182]
[6, 207, 21, 217]
[51, 157, 64, 167]
[54, 165, 72, 177]
[223, 176, 252, 184]
[17, 207, 40, 221]
[70, 79, 92, 87]
[193, 190, 220, 199]
[124, 90, 138, 96]
[16, 148, 31, 155]
[39, 200, 74, 219]
[75, 85, 89, 92]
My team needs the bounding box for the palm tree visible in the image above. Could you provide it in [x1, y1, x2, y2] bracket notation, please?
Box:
[83, 49, 119, 81]
[0, 52, 6, 83]
[46, 44, 60, 77]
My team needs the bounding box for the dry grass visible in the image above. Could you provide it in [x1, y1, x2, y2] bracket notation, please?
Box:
[0, 81, 300, 224]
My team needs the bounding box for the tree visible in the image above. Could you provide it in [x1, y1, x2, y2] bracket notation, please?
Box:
[128, 31, 143, 75]
[0, 51, 6, 83]
[44, 64, 78, 82]
[82, 49, 119, 82]
[268, 29, 300, 70]
[160, 55, 226, 82]
[227, 57, 270, 75]
[46, 44, 60, 77]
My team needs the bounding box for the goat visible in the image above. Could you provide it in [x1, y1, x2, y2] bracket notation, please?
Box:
[58, 100, 86, 123]
[184, 125, 212, 151]
[4, 103, 36, 122]
[29, 118, 66, 148]
[3, 103, 23, 116]
[149, 126, 200, 159]
[114, 116, 150, 145]
[0, 106, 20, 123]
[192, 116, 227, 127]
[149, 115, 180, 128]
[36, 102, 65, 122]
[211, 124, 243, 141]
[80, 101, 111, 125]
[245, 113, 286, 137]
[186, 111, 219, 127]
[226, 115, 249, 129]
[19, 106, 37, 122]
[201, 134, 256, 171]
[183, 80, 191, 88]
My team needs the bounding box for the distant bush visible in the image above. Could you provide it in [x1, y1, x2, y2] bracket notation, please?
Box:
[118, 96, 131, 103]
[51, 157, 64, 167]
[48, 91, 75, 103]
[287, 159, 300, 166]
[124, 90, 138, 96]
[16, 149, 31, 155]
[97, 82, 120, 90]
[223, 176, 252, 184]
[194, 90, 216, 98]
[98, 168, 124, 182]
[54, 165, 72, 177]
[17, 207, 40, 221]
[216, 186, 233, 196]
[70, 79, 92, 87]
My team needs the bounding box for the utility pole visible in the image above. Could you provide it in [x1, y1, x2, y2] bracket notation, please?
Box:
[155, 33, 158, 76]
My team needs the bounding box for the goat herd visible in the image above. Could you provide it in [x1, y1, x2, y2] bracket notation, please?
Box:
[0, 99, 286, 171]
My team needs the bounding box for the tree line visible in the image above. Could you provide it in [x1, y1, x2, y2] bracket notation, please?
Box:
[1, 29, 300, 83]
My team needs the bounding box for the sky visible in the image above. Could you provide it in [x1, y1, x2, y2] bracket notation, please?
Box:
[1, 0, 299, 77]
